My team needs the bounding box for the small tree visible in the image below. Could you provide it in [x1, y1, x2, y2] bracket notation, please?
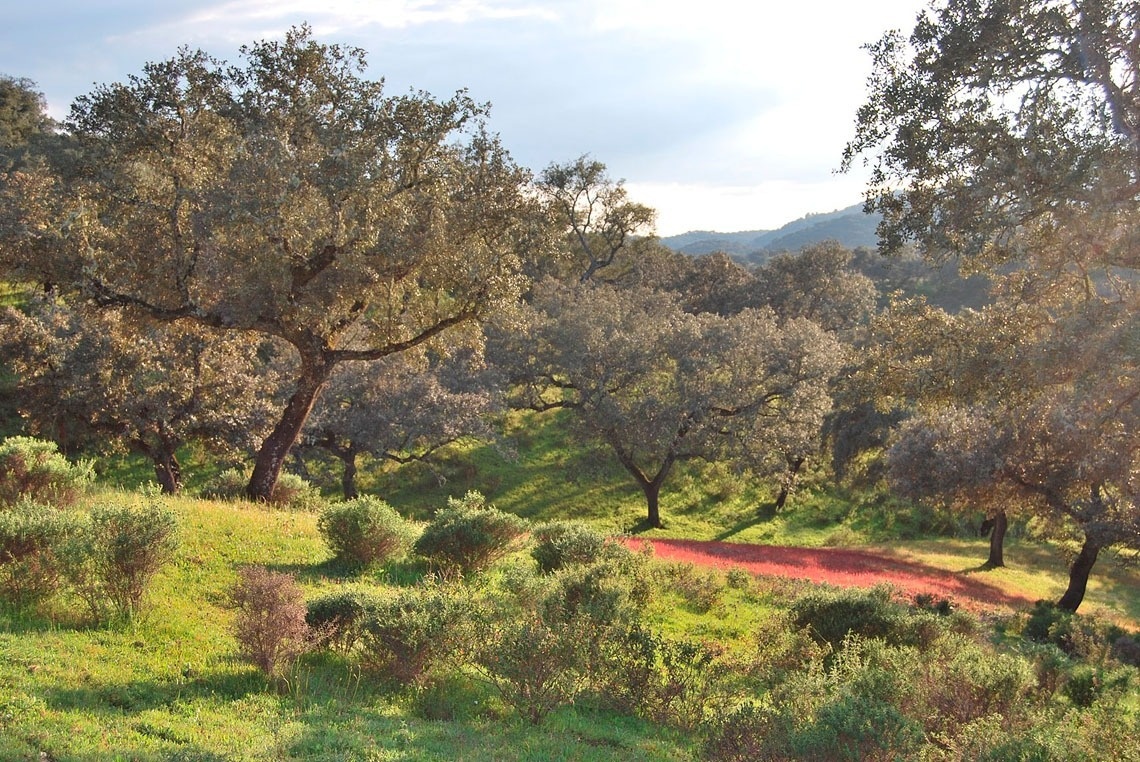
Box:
[413, 491, 527, 577]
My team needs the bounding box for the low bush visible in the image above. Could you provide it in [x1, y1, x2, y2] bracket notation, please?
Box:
[306, 587, 385, 653]
[231, 566, 310, 677]
[790, 585, 914, 652]
[0, 436, 93, 508]
[413, 491, 527, 577]
[317, 497, 417, 569]
[61, 499, 179, 620]
[360, 583, 479, 684]
[530, 521, 614, 573]
[198, 469, 247, 501]
[199, 470, 323, 511]
[0, 501, 81, 610]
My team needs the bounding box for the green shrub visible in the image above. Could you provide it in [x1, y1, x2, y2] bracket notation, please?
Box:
[306, 587, 385, 653]
[530, 521, 613, 573]
[318, 497, 416, 569]
[0, 501, 81, 610]
[231, 566, 310, 677]
[198, 468, 247, 501]
[360, 583, 479, 684]
[791, 585, 911, 652]
[474, 615, 592, 724]
[0, 436, 93, 508]
[270, 472, 325, 512]
[61, 499, 179, 620]
[413, 491, 527, 577]
[540, 553, 652, 628]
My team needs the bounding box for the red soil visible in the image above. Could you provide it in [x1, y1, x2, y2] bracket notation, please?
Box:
[626, 538, 1038, 613]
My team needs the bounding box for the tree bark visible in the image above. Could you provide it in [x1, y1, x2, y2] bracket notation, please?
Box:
[153, 449, 182, 495]
[643, 481, 663, 529]
[246, 355, 333, 501]
[340, 451, 359, 500]
[984, 511, 1007, 568]
[773, 456, 806, 513]
[1056, 535, 1103, 612]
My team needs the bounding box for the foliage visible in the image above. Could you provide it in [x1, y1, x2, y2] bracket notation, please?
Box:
[499, 280, 843, 527]
[317, 496, 417, 569]
[790, 585, 914, 652]
[230, 565, 309, 677]
[0, 500, 80, 610]
[301, 347, 502, 499]
[530, 520, 617, 573]
[0, 435, 93, 507]
[360, 583, 480, 684]
[200, 468, 324, 511]
[412, 491, 527, 577]
[305, 587, 385, 654]
[2, 25, 538, 500]
[60, 498, 179, 620]
[0, 300, 286, 493]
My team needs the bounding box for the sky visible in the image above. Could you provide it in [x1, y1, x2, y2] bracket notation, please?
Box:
[1, 0, 928, 236]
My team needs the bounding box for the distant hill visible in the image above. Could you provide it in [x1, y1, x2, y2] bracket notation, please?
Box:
[660, 202, 880, 263]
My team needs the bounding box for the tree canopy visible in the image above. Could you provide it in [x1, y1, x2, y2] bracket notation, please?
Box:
[0, 26, 538, 499]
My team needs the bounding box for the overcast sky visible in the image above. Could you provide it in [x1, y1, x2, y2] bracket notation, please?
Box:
[1, 0, 927, 236]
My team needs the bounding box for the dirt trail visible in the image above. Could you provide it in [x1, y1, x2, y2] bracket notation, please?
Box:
[626, 538, 1037, 613]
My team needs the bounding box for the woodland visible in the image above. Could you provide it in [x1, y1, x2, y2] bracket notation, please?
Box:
[1, 1, 1140, 759]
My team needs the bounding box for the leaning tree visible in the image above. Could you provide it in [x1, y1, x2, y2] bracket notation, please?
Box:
[844, 0, 1140, 610]
[0, 26, 538, 500]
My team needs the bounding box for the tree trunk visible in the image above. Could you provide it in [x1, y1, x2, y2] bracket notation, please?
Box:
[153, 449, 182, 495]
[773, 455, 806, 513]
[247, 356, 333, 501]
[643, 481, 663, 529]
[984, 511, 1007, 568]
[340, 451, 359, 500]
[1056, 535, 1103, 612]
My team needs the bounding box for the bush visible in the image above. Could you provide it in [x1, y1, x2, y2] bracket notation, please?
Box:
[791, 585, 911, 652]
[530, 521, 614, 573]
[317, 497, 417, 569]
[474, 615, 592, 724]
[413, 491, 527, 577]
[61, 499, 179, 620]
[305, 587, 385, 653]
[0, 501, 81, 610]
[0, 436, 93, 508]
[231, 566, 309, 677]
[199, 469, 323, 511]
[360, 583, 479, 684]
[269, 472, 325, 512]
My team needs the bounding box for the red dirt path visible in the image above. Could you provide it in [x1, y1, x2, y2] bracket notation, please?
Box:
[625, 538, 1038, 613]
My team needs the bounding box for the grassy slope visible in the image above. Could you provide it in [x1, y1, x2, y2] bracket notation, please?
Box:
[0, 493, 696, 761]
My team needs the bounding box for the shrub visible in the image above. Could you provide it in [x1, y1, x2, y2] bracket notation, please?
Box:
[0, 436, 93, 508]
[61, 500, 179, 620]
[360, 583, 479, 684]
[0, 501, 80, 610]
[530, 521, 614, 573]
[317, 497, 416, 569]
[413, 491, 527, 577]
[269, 472, 325, 512]
[791, 585, 911, 652]
[305, 588, 385, 653]
[231, 566, 310, 677]
[474, 615, 592, 724]
[198, 469, 247, 501]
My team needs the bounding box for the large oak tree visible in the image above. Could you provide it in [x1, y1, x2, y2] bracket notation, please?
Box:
[845, 0, 1140, 610]
[0, 27, 537, 500]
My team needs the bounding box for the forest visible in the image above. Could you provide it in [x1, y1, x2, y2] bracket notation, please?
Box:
[1, 1, 1139, 759]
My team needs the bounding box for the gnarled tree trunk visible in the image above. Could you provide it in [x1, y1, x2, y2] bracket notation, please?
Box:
[1057, 535, 1103, 612]
[981, 510, 1007, 568]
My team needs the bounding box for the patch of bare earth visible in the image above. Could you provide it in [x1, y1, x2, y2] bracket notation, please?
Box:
[626, 538, 1037, 613]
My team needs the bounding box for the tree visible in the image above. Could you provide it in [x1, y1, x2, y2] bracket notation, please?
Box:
[844, 0, 1140, 611]
[0, 76, 55, 172]
[1, 298, 284, 493]
[752, 241, 879, 334]
[537, 156, 657, 283]
[301, 347, 501, 499]
[504, 280, 842, 528]
[0, 27, 536, 500]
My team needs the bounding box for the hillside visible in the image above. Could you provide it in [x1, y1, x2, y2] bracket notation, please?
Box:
[659, 201, 880, 263]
